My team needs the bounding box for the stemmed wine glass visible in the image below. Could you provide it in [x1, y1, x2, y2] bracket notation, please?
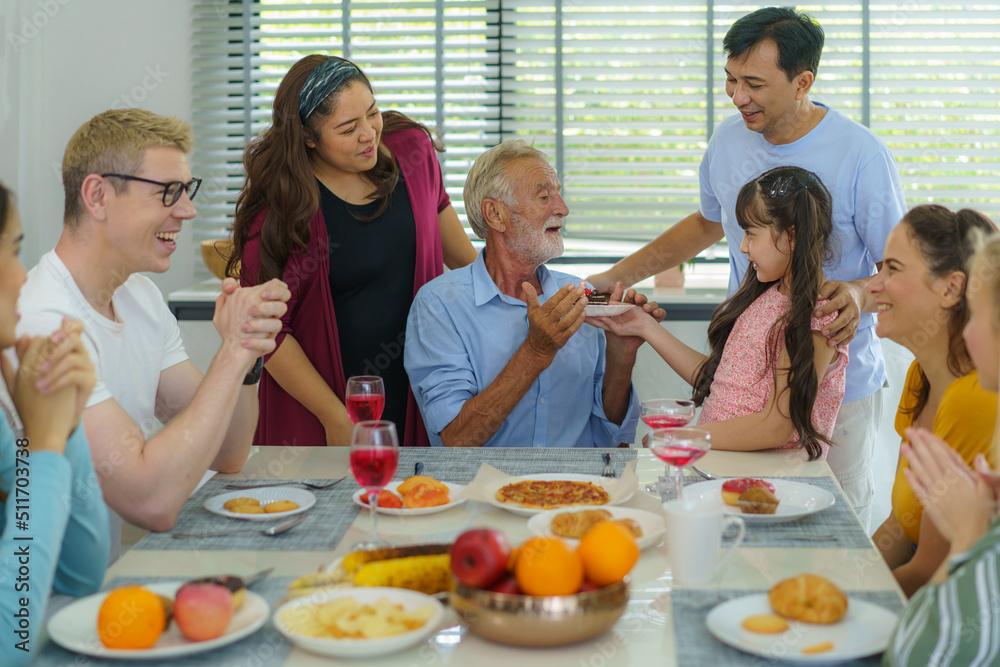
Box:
[349, 420, 399, 551]
[346, 375, 385, 424]
[640, 399, 696, 494]
[648, 427, 711, 501]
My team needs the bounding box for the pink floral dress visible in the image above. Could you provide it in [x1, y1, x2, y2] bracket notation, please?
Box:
[697, 284, 848, 457]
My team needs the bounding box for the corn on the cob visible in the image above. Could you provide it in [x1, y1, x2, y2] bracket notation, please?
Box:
[352, 554, 452, 595]
[340, 543, 451, 577]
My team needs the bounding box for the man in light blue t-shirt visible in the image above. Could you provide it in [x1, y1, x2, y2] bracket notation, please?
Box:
[591, 7, 906, 529]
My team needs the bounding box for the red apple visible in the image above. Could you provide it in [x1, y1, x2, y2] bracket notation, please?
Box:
[488, 575, 521, 595]
[174, 583, 233, 642]
[450, 529, 511, 588]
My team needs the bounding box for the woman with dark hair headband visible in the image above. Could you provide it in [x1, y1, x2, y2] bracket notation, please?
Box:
[230, 55, 477, 447]
[0, 183, 109, 666]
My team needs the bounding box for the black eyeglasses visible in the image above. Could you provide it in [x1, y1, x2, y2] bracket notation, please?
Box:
[101, 173, 202, 207]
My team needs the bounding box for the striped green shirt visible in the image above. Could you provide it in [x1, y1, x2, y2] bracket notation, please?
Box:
[883, 516, 1000, 666]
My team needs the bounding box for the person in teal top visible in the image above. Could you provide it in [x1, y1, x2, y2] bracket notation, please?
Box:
[0, 183, 109, 666]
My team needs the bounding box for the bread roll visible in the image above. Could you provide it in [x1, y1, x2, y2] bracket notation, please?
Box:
[768, 574, 847, 624]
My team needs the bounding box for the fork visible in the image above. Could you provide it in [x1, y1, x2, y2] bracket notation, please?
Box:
[224, 477, 346, 491]
[600, 452, 616, 478]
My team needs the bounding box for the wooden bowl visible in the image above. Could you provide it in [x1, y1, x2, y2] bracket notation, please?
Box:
[201, 239, 237, 279]
[450, 579, 629, 647]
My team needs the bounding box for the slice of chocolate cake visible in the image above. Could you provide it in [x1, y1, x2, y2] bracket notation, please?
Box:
[585, 288, 610, 304]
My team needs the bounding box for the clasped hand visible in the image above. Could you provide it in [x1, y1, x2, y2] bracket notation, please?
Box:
[213, 277, 291, 368]
[0, 318, 96, 451]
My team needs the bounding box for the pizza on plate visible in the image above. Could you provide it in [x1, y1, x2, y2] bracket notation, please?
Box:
[495, 480, 611, 509]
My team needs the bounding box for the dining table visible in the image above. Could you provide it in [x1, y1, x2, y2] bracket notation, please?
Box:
[38, 446, 906, 666]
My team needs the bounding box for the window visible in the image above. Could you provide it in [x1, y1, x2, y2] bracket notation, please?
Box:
[191, 1, 1000, 278]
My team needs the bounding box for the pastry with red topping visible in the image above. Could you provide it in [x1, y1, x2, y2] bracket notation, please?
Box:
[721, 478, 776, 506]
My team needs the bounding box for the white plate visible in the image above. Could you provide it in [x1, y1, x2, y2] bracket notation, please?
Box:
[527, 506, 665, 550]
[351, 481, 467, 516]
[681, 479, 835, 523]
[705, 593, 898, 663]
[490, 473, 634, 517]
[273, 586, 444, 659]
[47, 581, 269, 660]
[204, 487, 316, 521]
[585, 304, 635, 317]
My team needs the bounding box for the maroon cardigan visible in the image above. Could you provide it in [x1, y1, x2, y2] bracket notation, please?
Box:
[240, 127, 448, 446]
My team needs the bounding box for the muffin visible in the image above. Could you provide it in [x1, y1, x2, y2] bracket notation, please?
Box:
[737, 487, 779, 514]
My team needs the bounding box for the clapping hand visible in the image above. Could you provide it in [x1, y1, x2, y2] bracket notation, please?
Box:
[902, 427, 995, 551]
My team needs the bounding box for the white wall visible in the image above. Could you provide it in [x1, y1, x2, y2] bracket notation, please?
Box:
[0, 0, 194, 295]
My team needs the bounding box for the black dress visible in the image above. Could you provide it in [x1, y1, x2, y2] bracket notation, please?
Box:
[320, 172, 417, 432]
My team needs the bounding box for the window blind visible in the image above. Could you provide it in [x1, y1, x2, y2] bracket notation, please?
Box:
[191, 1, 1000, 278]
[190, 0, 498, 278]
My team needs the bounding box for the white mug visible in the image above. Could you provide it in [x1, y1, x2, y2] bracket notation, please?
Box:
[662, 499, 746, 586]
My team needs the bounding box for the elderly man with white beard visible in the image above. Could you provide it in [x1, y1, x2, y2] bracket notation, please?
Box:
[404, 140, 656, 448]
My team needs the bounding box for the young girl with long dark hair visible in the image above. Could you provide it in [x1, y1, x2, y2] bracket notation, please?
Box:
[229, 55, 477, 447]
[590, 166, 847, 459]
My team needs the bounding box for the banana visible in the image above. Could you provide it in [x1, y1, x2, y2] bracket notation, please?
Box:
[352, 554, 452, 595]
[339, 543, 451, 577]
[287, 544, 453, 598]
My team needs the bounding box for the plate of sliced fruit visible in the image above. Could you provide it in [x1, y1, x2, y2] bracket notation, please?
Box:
[351, 476, 467, 516]
[47, 576, 269, 659]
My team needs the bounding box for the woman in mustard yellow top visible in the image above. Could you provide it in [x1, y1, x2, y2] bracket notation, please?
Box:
[868, 204, 998, 597]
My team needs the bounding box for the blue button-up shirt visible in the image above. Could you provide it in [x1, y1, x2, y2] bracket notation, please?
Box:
[404, 253, 639, 447]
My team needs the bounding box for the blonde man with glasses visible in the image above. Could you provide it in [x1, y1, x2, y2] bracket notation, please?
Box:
[17, 109, 290, 560]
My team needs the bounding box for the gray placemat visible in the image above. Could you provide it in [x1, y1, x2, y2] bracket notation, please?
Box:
[133, 478, 360, 551]
[36, 576, 293, 667]
[672, 588, 904, 666]
[394, 446, 637, 483]
[663, 476, 871, 549]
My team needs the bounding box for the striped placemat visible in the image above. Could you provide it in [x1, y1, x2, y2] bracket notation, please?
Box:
[394, 446, 637, 483]
[672, 588, 904, 666]
[37, 576, 294, 667]
[661, 475, 871, 549]
[133, 478, 360, 551]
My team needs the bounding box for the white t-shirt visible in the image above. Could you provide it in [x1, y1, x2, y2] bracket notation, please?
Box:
[17, 250, 188, 561]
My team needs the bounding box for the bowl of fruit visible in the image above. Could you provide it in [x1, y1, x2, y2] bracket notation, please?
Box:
[448, 526, 636, 647]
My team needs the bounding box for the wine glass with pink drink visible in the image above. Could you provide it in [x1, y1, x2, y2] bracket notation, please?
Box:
[649, 427, 711, 501]
[346, 376, 385, 424]
[641, 399, 696, 494]
[349, 420, 399, 551]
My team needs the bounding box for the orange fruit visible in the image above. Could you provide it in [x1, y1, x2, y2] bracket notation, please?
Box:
[97, 586, 166, 649]
[576, 521, 640, 586]
[514, 537, 584, 595]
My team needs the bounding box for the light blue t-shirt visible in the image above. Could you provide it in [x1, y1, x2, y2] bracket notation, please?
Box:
[405, 252, 639, 447]
[699, 104, 907, 402]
